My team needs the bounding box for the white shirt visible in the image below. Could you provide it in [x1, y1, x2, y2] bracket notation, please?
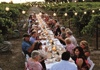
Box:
[50, 60, 77, 70]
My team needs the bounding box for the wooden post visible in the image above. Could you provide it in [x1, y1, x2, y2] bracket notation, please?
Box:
[96, 23, 98, 50]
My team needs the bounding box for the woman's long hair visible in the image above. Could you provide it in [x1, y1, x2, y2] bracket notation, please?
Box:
[74, 46, 89, 70]
[74, 47, 85, 58]
[33, 41, 42, 50]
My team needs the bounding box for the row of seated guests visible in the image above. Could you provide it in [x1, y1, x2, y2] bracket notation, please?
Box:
[22, 13, 62, 70]
[22, 34, 91, 70]
[66, 38, 92, 70]
[22, 34, 47, 70]
[49, 22, 92, 69]
[50, 39, 91, 70]
[61, 31, 91, 70]
[22, 27, 42, 57]
[27, 13, 35, 34]
[41, 14, 78, 46]
[27, 50, 78, 70]
[33, 41, 47, 70]
[47, 19, 92, 70]
[22, 13, 93, 70]
[27, 13, 40, 35]
[55, 27, 78, 48]
[48, 14, 92, 69]
[50, 47, 90, 70]
[40, 13, 78, 47]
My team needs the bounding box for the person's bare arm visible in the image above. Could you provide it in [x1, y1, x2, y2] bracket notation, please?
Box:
[27, 44, 35, 53]
[56, 35, 65, 43]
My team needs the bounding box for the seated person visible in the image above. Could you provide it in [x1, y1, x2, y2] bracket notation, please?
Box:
[22, 33, 34, 57]
[80, 40, 94, 69]
[30, 31, 46, 44]
[66, 31, 78, 47]
[54, 24, 61, 36]
[27, 50, 43, 70]
[65, 38, 76, 56]
[30, 31, 37, 44]
[50, 51, 77, 70]
[59, 27, 66, 45]
[72, 47, 90, 70]
[33, 41, 47, 70]
[80, 40, 90, 57]
[80, 40, 89, 52]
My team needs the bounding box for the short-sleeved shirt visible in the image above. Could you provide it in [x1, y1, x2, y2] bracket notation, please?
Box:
[30, 36, 36, 44]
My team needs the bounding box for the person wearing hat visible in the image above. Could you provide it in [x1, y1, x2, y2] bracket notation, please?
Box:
[22, 33, 34, 57]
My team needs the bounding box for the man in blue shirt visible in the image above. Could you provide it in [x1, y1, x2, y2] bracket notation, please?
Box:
[50, 51, 77, 70]
[22, 34, 34, 57]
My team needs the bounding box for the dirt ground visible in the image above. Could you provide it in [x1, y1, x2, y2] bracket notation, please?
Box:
[0, 38, 25, 70]
[0, 7, 100, 70]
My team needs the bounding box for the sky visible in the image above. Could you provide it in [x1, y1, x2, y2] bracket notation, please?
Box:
[0, 0, 45, 3]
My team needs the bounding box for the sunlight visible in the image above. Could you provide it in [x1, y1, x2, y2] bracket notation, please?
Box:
[0, 0, 45, 3]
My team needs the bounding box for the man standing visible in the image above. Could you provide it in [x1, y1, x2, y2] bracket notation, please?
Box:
[50, 51, 77, 70]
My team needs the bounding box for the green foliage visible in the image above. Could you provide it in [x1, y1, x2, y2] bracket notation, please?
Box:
[0, 3, 30, 41]
[0, 17, 14, 27]
[82, 15, 100, 34]
[43, 2, 100, 36]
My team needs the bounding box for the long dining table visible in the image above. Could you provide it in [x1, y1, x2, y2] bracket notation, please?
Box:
[36, 14, 67, 70]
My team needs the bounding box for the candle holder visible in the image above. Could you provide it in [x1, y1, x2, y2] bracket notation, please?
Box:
[49, 39, 53, 44]
[52, 46, 57, 51]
